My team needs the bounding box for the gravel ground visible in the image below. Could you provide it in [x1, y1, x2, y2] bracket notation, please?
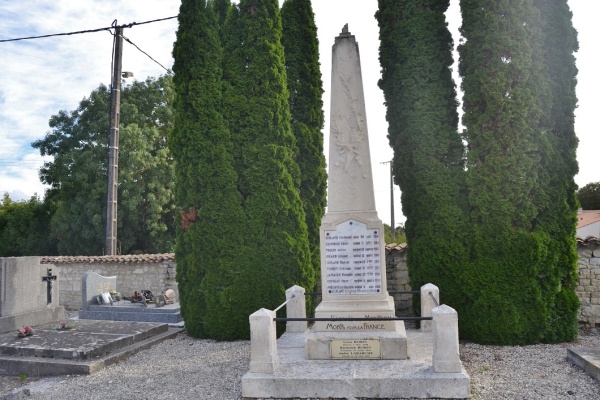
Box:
[1, 329, 599, 400]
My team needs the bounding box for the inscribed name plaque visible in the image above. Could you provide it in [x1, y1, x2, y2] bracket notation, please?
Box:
[324, 219, 382, 295]
[330, 339, 382, 359]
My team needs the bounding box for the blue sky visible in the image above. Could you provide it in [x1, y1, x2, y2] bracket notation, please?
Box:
[0, 0, 597, 228]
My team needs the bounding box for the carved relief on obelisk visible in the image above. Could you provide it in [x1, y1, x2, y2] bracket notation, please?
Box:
[326, 25, 376, 215]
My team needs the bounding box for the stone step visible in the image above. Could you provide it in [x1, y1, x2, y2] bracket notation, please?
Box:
[567, 347, 600, 382]
[0, 320, 181, 376]
[242, 330, 470, 399]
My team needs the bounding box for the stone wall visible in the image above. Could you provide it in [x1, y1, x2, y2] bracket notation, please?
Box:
[41, 254, 177, 311]
[42, 239, 600, 327]
[385, 244, 412, 316]
[577, 237, 600, 327]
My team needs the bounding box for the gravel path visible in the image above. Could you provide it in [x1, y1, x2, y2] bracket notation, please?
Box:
[1, 329, 599, 400]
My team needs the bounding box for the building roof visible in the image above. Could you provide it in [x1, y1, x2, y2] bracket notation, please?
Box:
[577, 210, 600, 229]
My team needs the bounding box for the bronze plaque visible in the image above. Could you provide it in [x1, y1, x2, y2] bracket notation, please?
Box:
[330, 339, 381, 359]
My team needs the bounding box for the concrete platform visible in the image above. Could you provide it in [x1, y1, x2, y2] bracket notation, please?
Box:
[0, 320, 181, 376]
[242, 329, 470, 399]
[79, 302, 183, 326]
[567, 347, 600, 382]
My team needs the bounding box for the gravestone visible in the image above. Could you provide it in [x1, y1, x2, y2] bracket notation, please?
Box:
[0, 257, 65, 334]
[79, 271, 182, 325]
[305, 25, 406, 359]
[80, 271, 116, 312]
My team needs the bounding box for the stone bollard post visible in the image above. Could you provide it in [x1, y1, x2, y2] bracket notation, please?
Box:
[249, 308, 279, 373]
[420, 283, 439, 332]
[432, 304, 462, 373]
[285, 285, 307, 333]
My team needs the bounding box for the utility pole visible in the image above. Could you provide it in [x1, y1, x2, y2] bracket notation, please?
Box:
[381, 160, 395, 239]
[105, 25, 123, 255]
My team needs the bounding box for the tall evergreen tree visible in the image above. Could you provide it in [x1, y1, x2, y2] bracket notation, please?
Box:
[207, 0, 312, 338]
[531, 0, 580, 342]
[458, 0, 578, 343]
[376, 0, 468, 313]
[281, 0, 327, 296]
[171, 0, 248, 339]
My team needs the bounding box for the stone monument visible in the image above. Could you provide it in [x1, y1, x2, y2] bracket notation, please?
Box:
[0, 257, 64, 334]
[241, 26, 470, 399]
[305, 24, 407, 360]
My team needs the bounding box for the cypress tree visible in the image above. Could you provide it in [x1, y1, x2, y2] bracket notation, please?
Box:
[376, 0, 468, 314]
[170, 0, 247, 338]
[531, 0, 580, 342]
[458, 0, 562, 343]
[281, 0, 327, 298]
[220, 0, 314, 336]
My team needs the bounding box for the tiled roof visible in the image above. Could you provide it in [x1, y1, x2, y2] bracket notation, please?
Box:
[385, 243, 407, 253]
[577, 210, 600, 229]
[577, 237, 600, 246]
[38, 238, 597, 263]
[41, 253, 175, 264]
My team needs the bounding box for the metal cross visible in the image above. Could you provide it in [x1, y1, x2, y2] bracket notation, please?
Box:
[41, 268, 57, 305]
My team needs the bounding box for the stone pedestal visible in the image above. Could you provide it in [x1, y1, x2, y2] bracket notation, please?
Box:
[0, 257, 64, 334]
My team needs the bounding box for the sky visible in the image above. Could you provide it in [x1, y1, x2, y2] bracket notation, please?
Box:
[0, 0, 597, 230]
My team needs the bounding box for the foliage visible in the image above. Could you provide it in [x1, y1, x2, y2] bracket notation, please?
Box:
[530, 0, 580, 342]
[171, 0, 248, 339]
[456, 0, 579, 343]
[377, 0, 468, 324]
[577, 182, 600, 210]
[32, 76, 176, 255]
[377, 0, 579, 344]
[0, 193, 58, 256]
[281, 0, 327, 308]
[219, 0, 314, 338]
[383, 223, 406, 245]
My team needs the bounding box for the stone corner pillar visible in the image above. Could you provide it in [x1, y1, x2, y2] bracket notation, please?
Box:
[420, 283, 439, 332]
[249, 308, 279, 373]
[285, 285, 307, 333]
[432, 304, 462, 373]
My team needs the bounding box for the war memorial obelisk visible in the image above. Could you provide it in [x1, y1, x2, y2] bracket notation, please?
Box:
[241, 26, 470, 399]
[305, 24, 407, 359]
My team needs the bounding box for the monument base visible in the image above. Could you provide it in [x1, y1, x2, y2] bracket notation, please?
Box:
[305, 321, 407, 360]
[0, 307, 65, 334]
[313, 295, 397, 331]
[242, 329, 470, 399]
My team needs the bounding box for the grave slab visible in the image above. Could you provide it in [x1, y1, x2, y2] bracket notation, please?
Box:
[0, 319, 181, 376]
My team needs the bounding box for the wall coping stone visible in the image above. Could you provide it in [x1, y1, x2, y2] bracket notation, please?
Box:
[41, 254, 175, 264]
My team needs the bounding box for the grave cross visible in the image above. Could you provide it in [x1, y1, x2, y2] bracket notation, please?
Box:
[42, 268, 57, 305]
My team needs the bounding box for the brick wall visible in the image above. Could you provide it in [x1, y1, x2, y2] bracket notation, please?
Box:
[41, 254, 177, 311]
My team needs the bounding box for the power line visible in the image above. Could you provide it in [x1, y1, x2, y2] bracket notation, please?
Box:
[0, 16, 177, 43]
[123, 36, 171, 74]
